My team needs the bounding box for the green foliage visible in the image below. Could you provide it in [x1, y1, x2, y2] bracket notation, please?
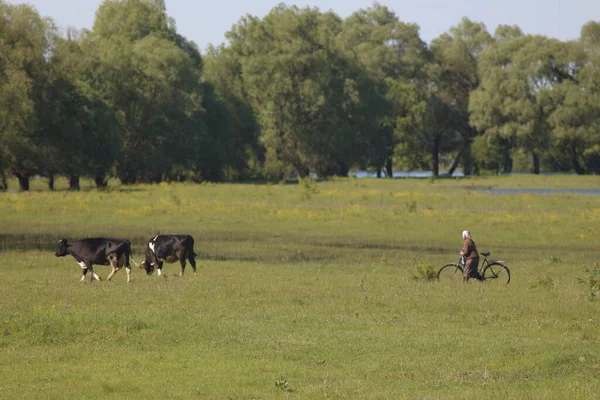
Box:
[577, 263, 600, 301]
[3, 0, 600, 192]
[88, 7, 206, 183]
[412, 256, 437, 281]
[299, 177, 319, 200]
[530, 276, 555, 290]
[275, 374, 293, 393]
[203, 46, 261, 180]
[225, 5, 358, 179]
[338, 4, 429, 176]
[0, 2, 57, 189]
[584, 144, 600, 174]
[472, 135, 510, 174]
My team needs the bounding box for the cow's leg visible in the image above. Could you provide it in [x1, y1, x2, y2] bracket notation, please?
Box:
[152, 254, 162, 276]
[78, 261, 88, 282]
[79, 262, 101, 282]
[80, 260, 96, 283]
[188, 253, 197, 275]
[122, 250, 131, 282]
[106, 253, 120, 281]
[179, 258, 186, 276]
[122, 251, 131, 282]
[106, 268, 118, 280]
[88, 264, 96, 283]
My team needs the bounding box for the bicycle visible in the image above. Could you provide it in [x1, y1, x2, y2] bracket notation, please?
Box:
[437, 251, 511, 284]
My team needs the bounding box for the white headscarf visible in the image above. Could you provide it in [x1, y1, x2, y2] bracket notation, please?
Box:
[462, 230, 471, 240]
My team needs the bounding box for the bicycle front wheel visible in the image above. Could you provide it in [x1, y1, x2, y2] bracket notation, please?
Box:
[482, 262, 511, 284]
[437, 263, 464, 281]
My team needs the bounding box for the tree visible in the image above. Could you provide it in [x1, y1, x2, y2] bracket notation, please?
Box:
[470, 32, 570, 174]
[337, 3, 428, 177]
[0, 2, 56, 190]
[545, 21, 600, 174]
[427, 18, 492, 176]
[226, 5, 355, 179]
[203, 45, 261, 181]
[87, 0, 206, 183]
[42, 31, 119, 189]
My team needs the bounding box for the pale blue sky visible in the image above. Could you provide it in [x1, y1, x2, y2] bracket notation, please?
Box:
[8, 0, 600, 52]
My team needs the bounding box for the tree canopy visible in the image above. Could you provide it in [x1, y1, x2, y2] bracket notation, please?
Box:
[1, 0, 598, 190]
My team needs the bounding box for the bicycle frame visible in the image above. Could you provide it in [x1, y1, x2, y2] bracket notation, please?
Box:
[457, 254, 500, 276]
[440, 251, 510, 284]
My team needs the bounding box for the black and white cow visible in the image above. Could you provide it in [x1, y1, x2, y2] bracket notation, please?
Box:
[55, 238, 134, 283]
[139, 235, 197, 276]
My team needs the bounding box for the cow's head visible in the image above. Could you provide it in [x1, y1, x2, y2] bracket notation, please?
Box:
[138, 242, 156, 275]
[139, 261, 155, 275]
[55, 239, 69, 257]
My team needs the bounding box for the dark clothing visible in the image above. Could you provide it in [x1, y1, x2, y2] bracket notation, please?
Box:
[462, 238, 479, 259]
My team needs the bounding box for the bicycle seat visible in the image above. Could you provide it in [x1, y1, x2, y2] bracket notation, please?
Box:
[481, 252, 490, 257]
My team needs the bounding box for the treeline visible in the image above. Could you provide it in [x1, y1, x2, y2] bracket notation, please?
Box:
[1, 1, 599, 191]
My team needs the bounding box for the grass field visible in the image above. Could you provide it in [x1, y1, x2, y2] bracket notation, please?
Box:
[1, 175, 599, 399]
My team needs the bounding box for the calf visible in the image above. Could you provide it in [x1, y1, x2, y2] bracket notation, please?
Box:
[55, 238, 134, 283]
[139, 235, 197, 276]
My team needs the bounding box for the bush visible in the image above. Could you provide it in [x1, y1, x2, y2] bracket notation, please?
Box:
[299, 177, 319, 200]
[413, 257, 437, 281]
[577, 263, 600, 301]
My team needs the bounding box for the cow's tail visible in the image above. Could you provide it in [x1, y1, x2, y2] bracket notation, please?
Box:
[130, 254, 142, 269]
[127, 242, 141, 269]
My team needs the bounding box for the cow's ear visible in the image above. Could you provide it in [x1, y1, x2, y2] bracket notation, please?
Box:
[59, 239, 67, 244]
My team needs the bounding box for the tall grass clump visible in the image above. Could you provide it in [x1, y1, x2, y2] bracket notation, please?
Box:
[299, 177, 319, 200]
[412, 256, 437, 281]
[578, 263, 600, 300]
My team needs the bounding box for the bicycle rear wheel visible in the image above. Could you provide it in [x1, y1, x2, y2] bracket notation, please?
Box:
[437, 263, 463, 281]
[482, 262, 511, 284]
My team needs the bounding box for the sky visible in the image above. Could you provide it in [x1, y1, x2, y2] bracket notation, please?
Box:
[8, 0, 600, 52]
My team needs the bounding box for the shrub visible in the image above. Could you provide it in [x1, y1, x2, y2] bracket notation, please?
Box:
[299, 177, 319, 200]
[577, 263, 600, 300]
[413, 257, 437, 281]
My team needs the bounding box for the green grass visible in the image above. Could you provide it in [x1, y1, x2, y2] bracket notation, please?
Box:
[1, 175, 599, 398]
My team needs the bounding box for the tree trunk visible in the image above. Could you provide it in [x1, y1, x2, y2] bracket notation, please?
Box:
[571, 141, 585, 175]
[462, 145, 473, 176]
[338, 161, 349, 177]
[385, 158, 393, 179]
[447, 146, 465, 176]
[69, 175, 80, 191]
[531, 152, 540, 174]
[0, 171, 8, 192]
[296, 166, 309, 179]
[376, 166, 382, 178]
[432, 136, 441, 177]
[502, 146, 513, 174]
[16, 173, 30, 191]
[95, 174, 108, 188]
[48, 175, 55, 191]
[117, 161, 137, 185]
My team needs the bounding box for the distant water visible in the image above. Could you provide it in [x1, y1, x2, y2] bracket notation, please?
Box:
[477, 189, 600, 195]
[349, 170, 465, 178]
